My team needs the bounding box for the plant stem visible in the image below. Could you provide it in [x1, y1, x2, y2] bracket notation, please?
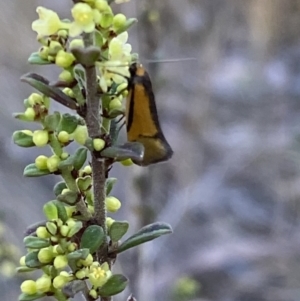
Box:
[83, 33, 108, 262]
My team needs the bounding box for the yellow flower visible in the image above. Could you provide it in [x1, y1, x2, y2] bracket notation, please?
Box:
[88, 262, 112, 288]
[98, 32, 131, 92]
[32, 7, 66, 38]
[69, 3, 100, 37]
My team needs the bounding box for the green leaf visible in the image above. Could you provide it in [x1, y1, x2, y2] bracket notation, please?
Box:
[73, 66, 86, 90]
[67, 221, 83, 237]
[109, 221, 129, 242]
[53, 181, 67, 197]
[21, 73, 78, 110]
[76, 176, 92, 192]
[71, 46, 101, 67]
[43, 201, 58, 220]
[25, 251, 42, 268]
[16, 266, 36, 273]
[13, 131, 34, 147]
[54, 200, 68, 223]
[117, 222, 173, 254]
[80, 225, 105, 254]
[98, 274, 128, 297]
[57, 191, 79, 205]
[105, 178, 117, 195]
[67, 248, 90, 261]
[58, 155, 75, 170]
[23, 163, 51, 177]
[101, 142, 144, 162]
[19, 293, 46, 301]
[62, 280, 86, 298]
[115, 18, 138, 35]
[44, 112, 61, 131]
[28, 52, 51, 65]
[73, 147, 88, 170]
[23, 236, 50, 249]
[57, 113, 80, 134]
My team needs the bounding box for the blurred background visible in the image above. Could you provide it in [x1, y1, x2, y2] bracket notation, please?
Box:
[1, 0, 300, 300]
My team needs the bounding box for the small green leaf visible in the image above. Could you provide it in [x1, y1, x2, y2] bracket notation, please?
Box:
[94, 30, 104, 47]
[13, 112, 34, 122]
[67, 221, 83, 237]
[21, 73, 78, 110]
[57, 191, 80, 205]
[25, 251, 42, 268]
[76, 176, 92, 192]
[71, 46, 101, 67]
[24, 163, 51, 177]
[73, 147, 87, 170]
[109, 221, 129, 242]
[67, 248, 89, 261]
[62, 280, 86, 298]
[115, 18, 138, 35]
[105, 178, 117, 195]
[16, 266, 36, 273]
[28, 52, 51, 65]
[53, 181, 67, 197]
[19, 293, 46, 301]
[117, 222, 173, 253]
[74, 66, 86, 90]
[23, 236, 50, 249]
[13, 131, 34, 147]
[44, 112, 61, 131]
[43, 201, 58, 220]
[54, 200, 68, 223]
[57, 113, 80, 134]
[80, 225, 105, 254]
[101, 142, 144, 162]
[58, 155, 75, 170]
[98, 274, 128, 297]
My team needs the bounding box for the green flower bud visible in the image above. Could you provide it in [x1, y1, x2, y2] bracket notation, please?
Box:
[89, 289, 97, 299]
[20, 280, 37, 295]
[46, 155, 61, 172]
[75, 269, 86, 280]
[35, 155, 48, 170]
[69, 39, 84, 49]
[36, 275, 52, 293]
[57, 29, 68, 39]
[56, 50, 75, 68]
[33, 130, 49, 147]
[49, 41, 64, 56]
[81, 254, 93, 267]
[54, 255, 68, 269]
[95, 0, 110, 12]
[113, 14, 127, 29]
[72, 125, 88, 145]
[120, 158, 133, 166]
[24, 107, 36, 121]
[83, 165, 92, 174]
[36, 226, 51, 239]
[93, 138, 105, 151]
[53, 275, 69, 289]
[38, 247, 54, 264]
[61, 152, 69, 160]
[28, 93, 43, 106]
[57, 131, 70, 143]
[19, 256, 26, 266]
[99, 13, 113, 28]
[105, 196, 121, 213]
[39, 46, 50, 60]
[106, 217, 115, 228]
[62, 87, 75, 98]
[60, 225, 69, 237]
[67, 242, 77, 252]
[109, 97, 122, 111]
[59, 70, 74, 83]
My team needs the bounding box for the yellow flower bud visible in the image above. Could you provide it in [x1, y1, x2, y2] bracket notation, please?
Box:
[36, 275, 52, 293]
[93, 138, 105, 151]
[69, 39, 84, 49]
[28, 93, 43, 105]
[53, 275, 69, 289]
[19, 256, 26, 266]
[62, 87, 75, 98]
[89, 289, 98, 299]
[35, 155, 48, 170]
[73, 125, 88, 145]
[39, 46, 50, 60]
[106, 217, 115, 229]
[83, 165, 92, 174]
[99, 13, 113, 28]
[55, 50, 75, 68]
[60, 152, 69, 160]
[67, 242, 77, 252]
[120, 158, 133, 166]
[33, 130, 49, 147]
[57, 131, 70, 143]
[76, 269, 87, 279]
[109, 98, 122, 111]
[113, 14, 127, 29]
[20, 280, 37, 295]
[95, 0, 110, 12]
[59, 70, 74, 83]
[81, 254, 93, 267]
[49, 40, 63, 56]
[54, 255, 68, 269]
[60, 225, 69, 237]
[105, 196, 121, 213]
[46, 155, 60, 172]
